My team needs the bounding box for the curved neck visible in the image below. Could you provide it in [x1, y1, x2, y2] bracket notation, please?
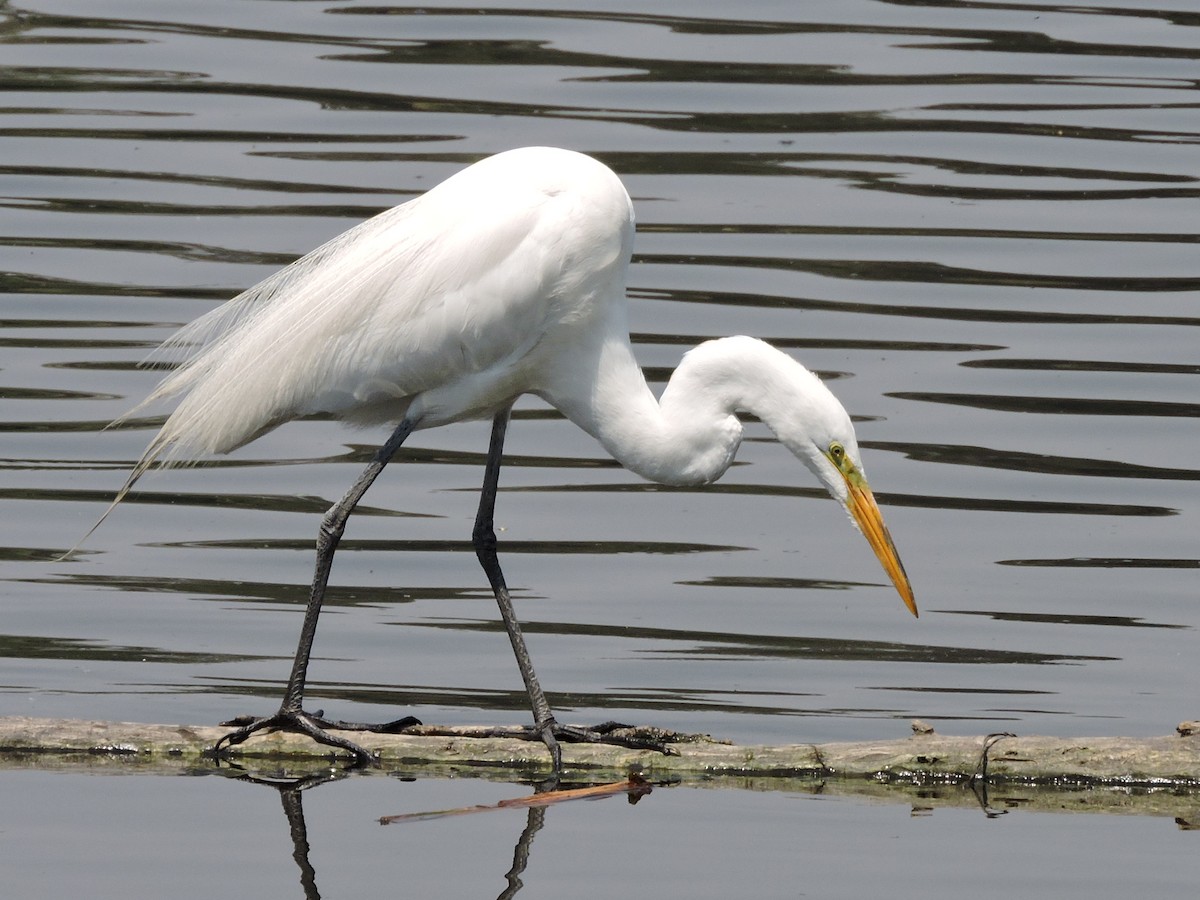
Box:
[543, 335, 834, 487]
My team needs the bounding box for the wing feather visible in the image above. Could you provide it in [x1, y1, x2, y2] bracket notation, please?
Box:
[122, 161, 582, 469]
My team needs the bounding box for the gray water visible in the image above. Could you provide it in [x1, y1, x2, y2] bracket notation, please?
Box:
[1, 0, 1198, 895]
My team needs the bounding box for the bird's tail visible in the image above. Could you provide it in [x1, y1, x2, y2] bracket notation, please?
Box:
[56, 428, 173, 562]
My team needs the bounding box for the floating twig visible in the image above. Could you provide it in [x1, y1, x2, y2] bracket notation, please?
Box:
[379, 774, 652, 825]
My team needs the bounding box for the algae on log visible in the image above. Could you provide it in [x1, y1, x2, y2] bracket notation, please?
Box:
[0, 716, 1198, 787]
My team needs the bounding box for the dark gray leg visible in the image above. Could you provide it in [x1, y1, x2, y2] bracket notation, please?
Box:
[472, 408, 562, 766]
[213, 418, 421, 762]
[470, 408, 677, 773]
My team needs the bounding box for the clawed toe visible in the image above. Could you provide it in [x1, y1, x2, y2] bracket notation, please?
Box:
[548, 722, 680, 756]
[210, 709, 397, 764]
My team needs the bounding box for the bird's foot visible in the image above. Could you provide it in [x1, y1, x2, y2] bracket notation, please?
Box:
[453, 719, 678, 772]
[545, 720, 682, 754]
[210, 709, 421, 765]
[533, 720, 682, 775]
[406, 720, 688, 766]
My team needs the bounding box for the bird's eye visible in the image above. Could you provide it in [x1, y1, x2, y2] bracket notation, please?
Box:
[829, 442, 845, 463]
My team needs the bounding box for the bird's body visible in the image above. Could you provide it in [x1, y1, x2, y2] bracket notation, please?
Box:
[135, 148, 637, 466]
[97, 147, 916, 767]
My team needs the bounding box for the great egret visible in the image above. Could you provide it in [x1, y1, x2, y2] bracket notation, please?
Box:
[88, 147, 916, 766]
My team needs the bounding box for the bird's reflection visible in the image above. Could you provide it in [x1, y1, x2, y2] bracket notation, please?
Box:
[280, 781, 321, 900]
[220, 763, 650, 900]
[499, 805, 545, 900]
[222, 766, 353, 900]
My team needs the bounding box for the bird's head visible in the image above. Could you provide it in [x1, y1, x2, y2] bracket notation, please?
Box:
[659, 336, 917, 617]
[811, 435, 917, 617]
[757, 351, 917, 618]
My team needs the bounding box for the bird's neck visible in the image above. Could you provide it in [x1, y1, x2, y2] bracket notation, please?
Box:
[546, 335, 827, 487]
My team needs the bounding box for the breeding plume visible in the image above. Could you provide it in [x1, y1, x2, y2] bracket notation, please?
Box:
[93, 147, 917, 766]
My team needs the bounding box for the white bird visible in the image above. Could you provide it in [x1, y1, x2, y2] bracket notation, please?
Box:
[87, 147, 917, 767]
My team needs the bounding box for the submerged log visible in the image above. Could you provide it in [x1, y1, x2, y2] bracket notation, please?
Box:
[1, 715, 1198, 787]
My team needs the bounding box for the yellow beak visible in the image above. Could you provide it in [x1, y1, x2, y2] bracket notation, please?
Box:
[844, 475, 918, 617]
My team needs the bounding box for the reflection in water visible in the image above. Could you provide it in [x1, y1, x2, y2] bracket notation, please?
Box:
[499, 807, 545, 900]
[281, 783, 321, 900]
[892, 391, 1200, 418]
[227, 768, 351, 900]
[999, 557, 1199, 569]
[0, 632, 263, 665]
[512, 479, 1177, 516]
[415, 617, 1114, 665]
[876, 441, 1200, 482]
[940, 609, 1187, 629]
[961, 358, 1200, 376]
[35, 571, 491, 606]
[224, 765, 647, 900]
[641, 285, 1200, 326]
[647, 253, 1200, 295]
[159, 538, 754, 555]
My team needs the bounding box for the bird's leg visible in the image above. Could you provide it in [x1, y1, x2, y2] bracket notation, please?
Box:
[212, 419, 421, 763]
[472, 408, 675, 772]
[473, 407, 563, 767]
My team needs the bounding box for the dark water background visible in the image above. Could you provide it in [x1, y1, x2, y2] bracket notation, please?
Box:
[1, 0, 1198, 896]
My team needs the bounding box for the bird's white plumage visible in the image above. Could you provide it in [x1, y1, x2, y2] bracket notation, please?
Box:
[132, 147, 634, 468]
[95, 147, 913, 620]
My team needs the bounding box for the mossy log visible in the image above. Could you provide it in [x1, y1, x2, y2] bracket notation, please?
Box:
[1, 716, 1198, 788]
